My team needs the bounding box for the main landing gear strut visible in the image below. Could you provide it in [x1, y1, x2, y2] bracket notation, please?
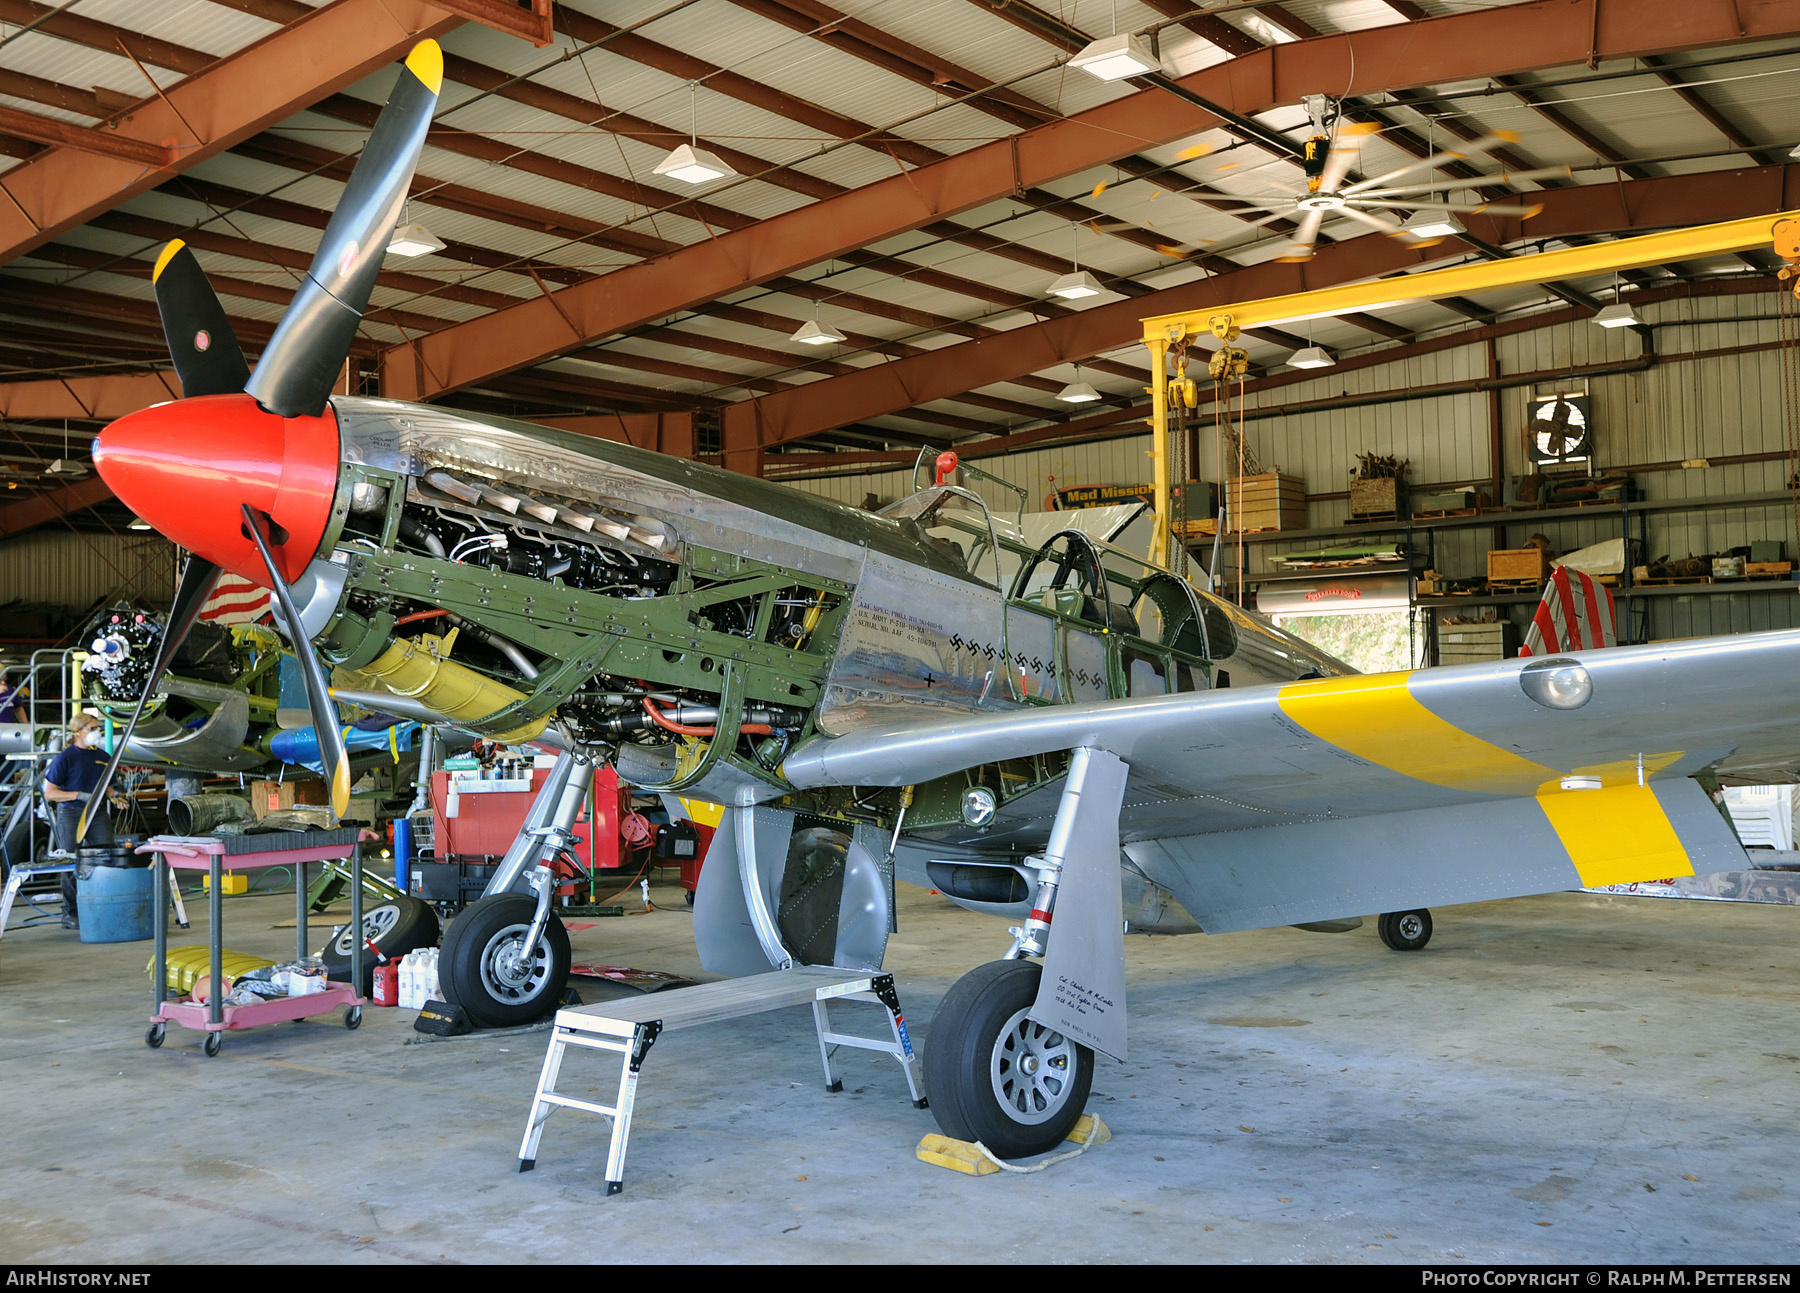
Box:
[924, 746, 1129, 1158]
[440, 749, 593, 1029]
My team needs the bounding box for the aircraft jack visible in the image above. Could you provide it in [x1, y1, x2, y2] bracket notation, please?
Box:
[516, 964, 926, 1195]
[917, 1113, 1111, 1176]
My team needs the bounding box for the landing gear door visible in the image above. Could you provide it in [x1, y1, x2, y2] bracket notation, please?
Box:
[693, 806, 894, 976]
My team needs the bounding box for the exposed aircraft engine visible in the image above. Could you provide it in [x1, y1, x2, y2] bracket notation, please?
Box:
[81, 607, 243, 704]
[321, 431, 845, 794]
[74, 605, 270, 775]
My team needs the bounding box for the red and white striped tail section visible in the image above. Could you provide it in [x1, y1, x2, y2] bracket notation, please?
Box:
[1519, 566, 1616, 657]
[198, 573, 271, 626]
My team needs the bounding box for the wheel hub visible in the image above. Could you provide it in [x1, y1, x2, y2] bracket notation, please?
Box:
[990, 1006, 1077, 1126]
[482, 926, 548, 999]
[1398, 914, 1425, 941]
[334, 903, 399, 956]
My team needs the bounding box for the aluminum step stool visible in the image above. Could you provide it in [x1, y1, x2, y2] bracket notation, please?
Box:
[0, 858, 186, 964]
[517, 964, 927, 1194]
[0, 860, 74, 966]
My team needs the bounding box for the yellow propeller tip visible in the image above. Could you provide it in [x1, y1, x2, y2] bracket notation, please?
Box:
[406, 39, 443, 95]
[151, 240, 185, 284]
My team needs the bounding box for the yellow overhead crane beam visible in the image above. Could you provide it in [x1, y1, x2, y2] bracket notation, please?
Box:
[1140, 210, 1800, 567]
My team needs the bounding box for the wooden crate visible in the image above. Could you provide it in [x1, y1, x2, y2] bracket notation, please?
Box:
[1349, 478, 1403, 517]
[1224, 473, 1306, 533]
[250, 778, 329, 820]
[1438, 621, 1514, 665]
[1487, 547, 1550, 585]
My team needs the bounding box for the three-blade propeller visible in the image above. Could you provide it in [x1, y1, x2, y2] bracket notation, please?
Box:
[78, 40, 443, 840]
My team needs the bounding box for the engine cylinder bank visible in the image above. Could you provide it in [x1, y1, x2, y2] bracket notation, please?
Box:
[362, 629, 548, 744]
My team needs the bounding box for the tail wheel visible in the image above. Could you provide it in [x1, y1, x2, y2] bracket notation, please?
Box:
[439, 893, 569, 1029]
[1378, 908, 1432, 951]
[924, 959, 1093, 1159]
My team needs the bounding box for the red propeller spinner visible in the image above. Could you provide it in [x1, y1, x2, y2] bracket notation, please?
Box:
[93, 392, 340, 586]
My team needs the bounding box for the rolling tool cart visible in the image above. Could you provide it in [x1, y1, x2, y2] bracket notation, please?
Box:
[140, 830, 368, 1056]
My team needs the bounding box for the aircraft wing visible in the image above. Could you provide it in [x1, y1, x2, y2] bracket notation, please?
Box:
[785, 629, 1799, 928]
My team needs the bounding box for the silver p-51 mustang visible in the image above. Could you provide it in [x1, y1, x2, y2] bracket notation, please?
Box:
[89, 42, 1777, 1158]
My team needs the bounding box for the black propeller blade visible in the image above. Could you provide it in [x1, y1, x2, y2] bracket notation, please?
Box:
[243, 40, 442, 419]
[89, 43, 442, 832]
[77, 553, 222, 843]
[151, 240, 250, 398]
[242, 504, 351, 816]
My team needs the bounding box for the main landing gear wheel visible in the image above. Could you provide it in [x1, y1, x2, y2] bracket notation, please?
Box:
[1378, 908, 1433, 951]
[924, 959, 1094, 1159]
[439, 893, 570, 1030]
[320, 896, 440, 996]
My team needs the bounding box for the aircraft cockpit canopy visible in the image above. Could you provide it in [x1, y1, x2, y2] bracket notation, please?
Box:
[879, 485, 1004, 589]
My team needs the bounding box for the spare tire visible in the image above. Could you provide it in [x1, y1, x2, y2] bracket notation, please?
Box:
[318, 896, 439, 995]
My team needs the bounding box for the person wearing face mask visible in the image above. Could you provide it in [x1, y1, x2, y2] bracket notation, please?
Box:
[42, 713, 121, 931]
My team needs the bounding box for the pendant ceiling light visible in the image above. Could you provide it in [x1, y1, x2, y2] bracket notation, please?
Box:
[1057, 363, 1102, 403]
[1048, 221, 1103, 300]
[655, 82, 736, 185]
[1069, 2, 1157, 81]
[1069, 31, 1157, 81]
[388, 204, 445, 256]
[791, 314, 845, 345]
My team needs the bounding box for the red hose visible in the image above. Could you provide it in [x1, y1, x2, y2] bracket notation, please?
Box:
[641, 698, 772, 737]
[394, 608, 450, 626]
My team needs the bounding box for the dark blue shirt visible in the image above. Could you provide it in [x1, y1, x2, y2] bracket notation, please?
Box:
[45, 744, 106, 796]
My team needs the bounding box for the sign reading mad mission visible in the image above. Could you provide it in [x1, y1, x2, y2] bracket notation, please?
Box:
[1049, 482, 1215, 512]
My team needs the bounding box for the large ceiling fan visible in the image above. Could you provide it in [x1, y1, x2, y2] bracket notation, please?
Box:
[1215, 104, 1569, 262]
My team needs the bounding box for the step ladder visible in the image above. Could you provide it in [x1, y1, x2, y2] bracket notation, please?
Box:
[0, 858, 189, 969]
[517, 964, 927, 1195]
[0, 861, 74, 962]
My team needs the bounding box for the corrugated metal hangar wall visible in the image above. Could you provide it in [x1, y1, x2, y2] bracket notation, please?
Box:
[0, 532, 173, 620]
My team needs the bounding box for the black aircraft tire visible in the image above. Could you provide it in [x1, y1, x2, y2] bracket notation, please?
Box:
[440, 894, 570, 1030]
[924, 959, 1094, 1160]
[1378, 908, 1433, 952]
[318, 896, 440, 995]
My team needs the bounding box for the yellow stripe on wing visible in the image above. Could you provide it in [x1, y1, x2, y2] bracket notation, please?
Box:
[1537, 784, 1694, 886]
[1277, 670, 1559, 796]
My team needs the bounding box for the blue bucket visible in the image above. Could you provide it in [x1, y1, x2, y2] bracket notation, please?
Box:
[77, 863, 153, 944]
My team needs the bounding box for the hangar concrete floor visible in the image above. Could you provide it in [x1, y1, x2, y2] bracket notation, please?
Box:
[2, 872, 1797, 1265]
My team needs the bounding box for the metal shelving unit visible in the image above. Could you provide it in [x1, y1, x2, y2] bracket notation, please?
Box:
[1192, 490, 1798, 658]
